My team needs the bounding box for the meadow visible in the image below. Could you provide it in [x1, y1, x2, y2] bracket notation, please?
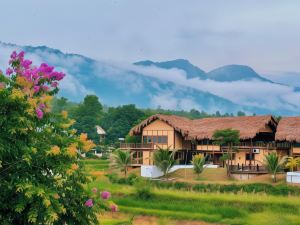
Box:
[84, 159, 300, 225]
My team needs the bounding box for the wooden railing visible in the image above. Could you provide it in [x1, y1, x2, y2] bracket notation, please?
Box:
[229, 164, 267, 173]
[221, 142, 291, 150]
[120, 143, 154, 150]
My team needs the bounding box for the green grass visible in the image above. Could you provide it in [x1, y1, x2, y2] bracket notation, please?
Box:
[83, 159, 300, 225]
[114, 190, 300, 224]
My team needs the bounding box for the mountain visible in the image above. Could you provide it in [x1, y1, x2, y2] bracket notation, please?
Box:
[207, 65, 273, 82]
[135, 59, 207, 79]
[0, 41, 300, 116]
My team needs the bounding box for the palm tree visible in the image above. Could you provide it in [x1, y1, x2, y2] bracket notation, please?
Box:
[264, 153, 287, 182]
[111, 150, 131, 177]
[286, 157, 300, 172]
[153, 147, 177, 177]
[191, 154, 206, 176]
[213, 129, 240, 177]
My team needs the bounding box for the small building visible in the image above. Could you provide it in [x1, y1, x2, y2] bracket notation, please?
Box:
[96, 125, 106, 143]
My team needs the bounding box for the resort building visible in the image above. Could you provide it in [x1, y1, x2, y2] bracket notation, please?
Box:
[120, 114, 299, 174]
[276, 117, 300, 157]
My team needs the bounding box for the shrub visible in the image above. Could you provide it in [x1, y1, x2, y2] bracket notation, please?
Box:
[135, 181, 153, 200]
[106, 173, 139, 185]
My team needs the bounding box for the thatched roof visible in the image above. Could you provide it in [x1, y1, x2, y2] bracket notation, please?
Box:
[130, 114, 277, 140]
[276, 117, 300, 142]
[130, 114, 192, 137]
[189, 115, 277, 140]
[96, 125, 106, 135]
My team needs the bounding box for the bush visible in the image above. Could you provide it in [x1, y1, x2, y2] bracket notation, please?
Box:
[106, 173, 139, 185]
[152, 180, 300, 196]
[135, 181, 153, 200]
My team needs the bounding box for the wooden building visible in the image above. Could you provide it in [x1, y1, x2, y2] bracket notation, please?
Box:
[120, 114, 296, 173]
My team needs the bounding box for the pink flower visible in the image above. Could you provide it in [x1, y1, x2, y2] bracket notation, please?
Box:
[92, 187, 98, 193]
[101, 191, 111, 200]
[51, 82, 58, 88]
[10, 51, 17, 60]
[84, 199, 93, 207]
[33, 86, 40, 93]
[6, 68, 13, 75]
[39, 103, 45, 109]
[18, 51, 25, 59]
[110, 204, 118, 213]
[22, 59, 32, 69]
[36, 108, 43, 119]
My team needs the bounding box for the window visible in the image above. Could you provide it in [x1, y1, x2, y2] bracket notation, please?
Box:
[246, 153, 255, 160]
[142, 135, 168, 144]
[143, 136, 147, 144]
[161, 136, 168, 144]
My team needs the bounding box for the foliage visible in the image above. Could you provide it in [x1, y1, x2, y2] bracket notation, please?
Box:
[0, 52, 99, 224]
[213, 129, 240, 176]
[191, 154, 206, 176]
[151, 181, 300, 196]
[264, 153, 287, 182]
[71, 95, 103, 144]
[125, 134, 141, 143]
[51, 97, 77, 114]
[286, 157, 300, 172]
[134, 180, 153, 200]
[106, 173, 139, 185]
[100, 104, 147, 145]
[153, 147, 177, 177]
[111, 150, 132, 177]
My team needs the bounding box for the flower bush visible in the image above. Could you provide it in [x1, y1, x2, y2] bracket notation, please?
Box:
[0, 51, 99, 224]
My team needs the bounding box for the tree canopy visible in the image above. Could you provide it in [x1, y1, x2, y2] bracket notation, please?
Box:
[72, 95, 103, 144]
[0, 51, 99, 224]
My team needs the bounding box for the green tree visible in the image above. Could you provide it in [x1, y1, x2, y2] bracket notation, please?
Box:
[100, 105, 146, 145]
[213, 129, 240, 176]
[111, 150, 132, 177]
[72, 95, 103, 144]
[153, 148, 177, 177]
[0, 51, 98, 224]
[191, 154, 206, 176]
[286, 157, 300, 172]
[264, 153, 287, 182]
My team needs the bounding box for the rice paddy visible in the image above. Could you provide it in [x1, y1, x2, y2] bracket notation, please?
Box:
[83, 158, 300, 225]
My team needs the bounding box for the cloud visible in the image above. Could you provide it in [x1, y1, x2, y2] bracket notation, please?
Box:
[97, 61, 300, 112]
[0, 43, 93, 101]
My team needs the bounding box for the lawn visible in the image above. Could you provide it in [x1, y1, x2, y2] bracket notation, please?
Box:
[83, 158, 300, 225]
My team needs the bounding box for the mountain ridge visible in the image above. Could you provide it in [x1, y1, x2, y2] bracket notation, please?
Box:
[0, 41, 299, 116]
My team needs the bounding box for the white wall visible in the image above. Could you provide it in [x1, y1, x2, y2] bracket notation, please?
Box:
[286, 172, 300, 184]
[141, 164, 218, 178]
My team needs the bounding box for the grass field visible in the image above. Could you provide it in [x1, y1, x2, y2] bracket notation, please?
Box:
[83, 158, 300, 225]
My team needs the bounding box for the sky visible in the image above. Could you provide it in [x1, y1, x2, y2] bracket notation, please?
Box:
[1, 0, 300, 74]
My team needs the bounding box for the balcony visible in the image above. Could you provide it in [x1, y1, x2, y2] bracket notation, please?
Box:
[120, 143, 154, 150]
[229, 164, 268, 174]
[221, 142, 291, 151]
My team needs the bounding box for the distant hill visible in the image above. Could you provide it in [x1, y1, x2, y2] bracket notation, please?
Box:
[135, 59, 207, 79]
[207, 65, 273, 82]
[0, 41, 299, 116]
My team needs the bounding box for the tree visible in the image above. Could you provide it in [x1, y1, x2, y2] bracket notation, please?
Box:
[0, 51, 99, 224]
[191, 154, 206, 176]
[72, 95, 103, 144]
[264, 153, 287, 182]
[153, 147, 177, 177]
[213, 129, 240, 176]
[111, 150, 132, 177]
[100, 105, 146, 145]
[285, 157, 300, 172]
[237, 111, 246, 117]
